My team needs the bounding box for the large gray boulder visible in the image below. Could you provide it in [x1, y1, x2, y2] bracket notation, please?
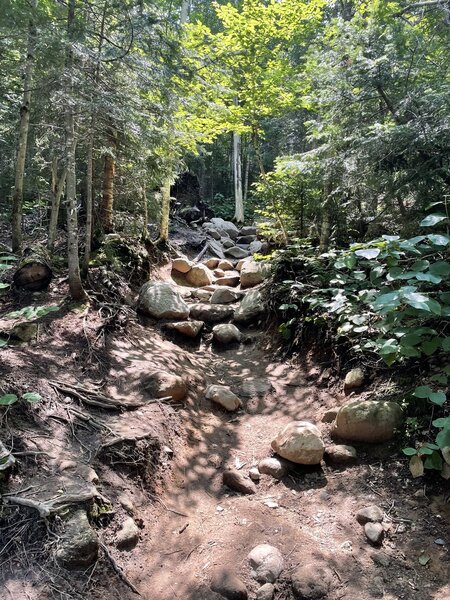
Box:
[213, 323, 242, 344]
[210, 287, 243, 304]
[271, 421, 324, 465]
[234, 289, 265, 323]
[225, 247, 249, 259]
[138, 282, 189, 320]
[333, 400, 403, 443]
[190, 303, 234, 323]
[240, 260, 271, 289]
[211, 217, 239, 239]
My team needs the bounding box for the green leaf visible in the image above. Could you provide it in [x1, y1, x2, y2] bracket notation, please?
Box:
[415, 272, 442, 284]
[403, 291, 441, 314]
[413, 386, 432, 399]
[429, 391, 446, 406]
[430, 261, 450, 277]
[402, 447, 417, 456]
[436, 429, 450, 449]
[433, 417, 450, 429]
[0, 394, 19, 406]
[442, 338, 450, 351]
[428, 234, 450, 246]
[411, 260, 430, 272]
[420, 214, 447, 227]
[424, 451, 443, 470]
[418, 447, 434, 456]
[21, 392, 42, 403]
[0, 283, 10, 290]
[421, 338, 443, 356]
[372, 291, 401, 310]
[354, 248, 381, 259]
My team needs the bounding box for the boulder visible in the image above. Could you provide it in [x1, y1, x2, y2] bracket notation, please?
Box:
[56, 509, 98, 568]
[165, 320, 204, 338]
[206, 227, 222, 241]
[172, 258, 192, 274]
[218, 259, 235, 271]
[249, 467, 261, 481]
[211, 217, 239, 239]
[210, 288, 243, 305]
[211, 570, 248, 600]
[240, 261, 271, 289]
[186, 264, 214, 287]
[192, 288, 212, 302]
[205, 258, 220, 269]
[213, 323, 242, 344]
[222, 238, 235, 249]
[321, 408, 339, 423]
[356, 505, 384, 525]
[247, 544, 284, 583]
[116, 517, 139, 551]
[236, 235, 257, 245]
[324, 444, 357, 465]
[365, 522, 384, 545]
[216, 271, 241, 287]
[256, 583, 274, 600]
[271, 421, 324, 465]
[234, 289, 265, 323]
[291, 565, 333, 599]
[142, 371, 187, 401]
[225, 247, 249, 259]
[249, 240, 264, 254]
[206, 385, 241, 411]
[214, 268, 226, 278]
[333, 400, 403, 443]
[190, 303, 234, 323]
[258, 457, 291, 479]
[344, 367, 365, 390]
[236, 257, 251, 272]
[239, 226, 257, 236]
[223, 469, 257, 494]
[138, 282, 190, 320]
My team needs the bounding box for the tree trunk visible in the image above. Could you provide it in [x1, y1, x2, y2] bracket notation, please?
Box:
[13, 247, 53, 291]
[319, 182, 333, 252]
[243, 138, 250, 203]
[11, 0, 37, 252]
[141, 184, 148, 240]
[233, 131, 244, 223]
[48, 157, 67, 252]
[158, 177, 171, 244]
[65, 0, 86, 301]
[180, 0, 190, 23]
[100, 122, 117, 233]
[82, 134, 94, 275]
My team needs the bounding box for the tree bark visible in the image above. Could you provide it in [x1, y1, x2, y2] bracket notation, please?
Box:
[180, 0, 190, 23]
[233, 131, 244, 223]
[48, 157, 67, 252]
[319, 182, 333, 252]
[65, 0, 86, 301]
[100, 122, 117, 233]
[141, 184, 148, 240]
[157, 177, 171, 244]
[11, 0, 37, 252]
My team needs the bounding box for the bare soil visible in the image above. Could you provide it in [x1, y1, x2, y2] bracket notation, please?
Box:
[1, 263, 450, 600]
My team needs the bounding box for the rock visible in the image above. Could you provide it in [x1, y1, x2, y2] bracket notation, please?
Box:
[223, 469, 257, 494]
[192, 289, 212, 302]
[207, 227, 222, 241]
[118, 493, 135, 514]
[211, 217, 239, 239]
[211, 570, 248, 600]
[225, 247, 249, 259]
[247, 544, 284, 583]
[249, 467, 261, 481]
[234, 289, 265, 323]
[356, 505, 384, 525]
[208, 239, 226, 259]
[206, 385, 241, 411]
[371, 552, 390, 567]
[186, 264, 215, 287]
[239, 226, 257, 236]
[324, 444, 357, 465]
[236, 235, 257, 244]
[12, 322, 38, 342]
[142, 371, 187, 401]
[256, 583, 274, 600]
[240, 260, 271, 289]
[213, 324, 242, 344]
[271, 421, 324, 465]
[166, 320, 204, 338]
[56, 509, 98, 568]
[333, 400, 403, 443]
[322, 408, 339, 423]
[190, 303, 234, 323]
[216, 271, 241, 287]
[116, 517, 139, 551]
[218, 259, 235, 271]
[214, 268, 226, 278]
[172, 258, 192, 273]
[258, 457, 290, 479]
[205, 258, 220, 269]
[138, 282, 190, 320]
[222, 238, 235, 249]
[236, 257, 252, 272]
[249, 240, 264, 254]
[291, 564, 333, 599]
[210, 288, 243, 305]
[344, 367, 365, 390]
[365, 522, 384, 545]
[240, 379, 272, 397]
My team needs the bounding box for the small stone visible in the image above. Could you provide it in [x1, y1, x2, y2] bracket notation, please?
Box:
[205, 258, 220, 269]
[322, 408, 339, 423]
[58, 460, 77, 471]
[211, 570, 248, 600]
[291, 564, 333, 599]
[214, 268, 226, 277]
[239, 226, 257, 236]
[223, 469, 257, 494]
[249, 467, 261, 481]
[218, 259, 235, 271]
[234, 289, 265, 323]
[142, 371, 187, 401]
[258, 457, 290, 479]
[236, 235, 257, 244]
[256, 583, 274, 600]
[12, 322, 38, 342]
[165, 320, 204, 338]
[56, 509, 98, 568]
[236, 257, 252, 272]
[213, 324, 242, 344]
[344, 367, 365, 390]
[206, 385, 241, 411]
[435, 538, 445, 546]
[172, 257, 192, 273]
[116, 517, 139, 551]
[248, 544, 284, 583]
[356, 505, 384, 525]
[371, 552, 390, 567]
[222, 238, 235, 249]
[365, 522, 385, 545]
[192, 289, 212, 302]
[324, 444, 357, 465]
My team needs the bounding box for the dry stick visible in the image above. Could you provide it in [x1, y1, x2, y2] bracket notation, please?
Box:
[194, 242, 209, 263]
[100, 542, 141, 596]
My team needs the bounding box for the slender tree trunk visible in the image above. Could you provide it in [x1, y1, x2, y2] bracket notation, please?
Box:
[48, 157, 67, 252]
[319, 182, 333, 252]
[82, 135, 93, 275]
[100, 122, 117, 233]
[11, 0, 37, 252]
[233, 131, 244, 223]
[157, 178, 171, 244]
[180, 0, 190, 23]
[65, 0, 86, 300]
[141, 184, 148, 239]
[243, 138, 250, 202]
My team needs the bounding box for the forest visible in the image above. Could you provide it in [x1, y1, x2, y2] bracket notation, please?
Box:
[1, 1, 450, 599]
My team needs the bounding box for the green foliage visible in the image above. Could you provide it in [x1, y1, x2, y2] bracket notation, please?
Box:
[0, 392, 42, 406]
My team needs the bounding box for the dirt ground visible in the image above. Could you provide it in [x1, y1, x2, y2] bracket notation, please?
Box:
[1, 263, 450, 600]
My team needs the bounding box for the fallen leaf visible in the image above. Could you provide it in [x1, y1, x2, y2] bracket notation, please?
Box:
[409, 455, 424, 478]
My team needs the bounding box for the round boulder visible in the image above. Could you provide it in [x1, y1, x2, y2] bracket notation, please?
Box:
[344, 367, 365, 390]
[142, 371, 187, 401]
[240, 260, 271, 289]
[138, 282, 189, 320]
[186, 264, 214, 287]
[247, 544, 284, 584]
[206, 385, 241, 411]
[291, 564, 333, 599]
[271, 421, 324, 465]
[213, 324, 242, 344]
[333, 400, 403, 443]
[172, 258, 192, 274]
